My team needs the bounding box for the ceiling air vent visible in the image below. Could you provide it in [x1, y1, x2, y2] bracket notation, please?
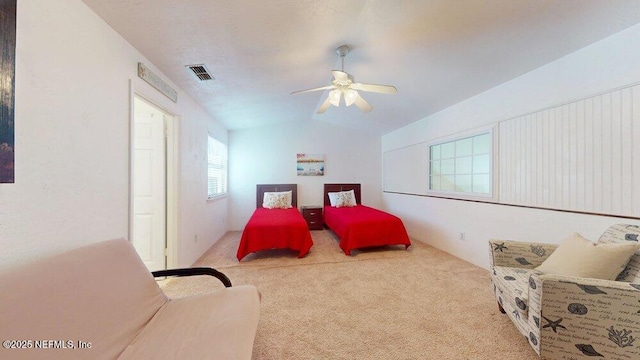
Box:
[186, 64, 214, 81]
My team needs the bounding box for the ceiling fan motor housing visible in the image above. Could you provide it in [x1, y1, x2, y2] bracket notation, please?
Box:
[336, 45, 350, 58]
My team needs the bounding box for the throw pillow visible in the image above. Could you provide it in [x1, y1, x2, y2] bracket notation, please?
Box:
[535, 232, 639, 280]
[262, 191, 292, 209]
[336, 190, 357, 208]
[328, 192, 339, 207]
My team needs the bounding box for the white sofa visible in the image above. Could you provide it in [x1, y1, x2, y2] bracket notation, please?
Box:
[0, 238, 261, 360]
[489, 224, 640, 359]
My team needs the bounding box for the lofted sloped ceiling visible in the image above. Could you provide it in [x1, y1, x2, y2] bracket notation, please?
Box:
[82, 0, 640, 136]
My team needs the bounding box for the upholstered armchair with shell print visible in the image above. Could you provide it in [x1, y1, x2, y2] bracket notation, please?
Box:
[489, 224, 640, 359]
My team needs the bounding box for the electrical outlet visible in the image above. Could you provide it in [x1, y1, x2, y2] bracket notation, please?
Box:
[459, 232, 466, 241]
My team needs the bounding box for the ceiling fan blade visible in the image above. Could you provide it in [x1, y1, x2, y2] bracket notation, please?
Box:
[351, 83, 397, 94]
[353, 92, 373, 113]
[290, 85, 335, 95]
[332, 70, 349, 82]
[316, 96, 331, 114]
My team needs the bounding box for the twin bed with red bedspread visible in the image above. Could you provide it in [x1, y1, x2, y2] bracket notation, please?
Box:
[236, 184, 313, 261]
[323, 183, 411, 256]
[236, 183, 410, 260]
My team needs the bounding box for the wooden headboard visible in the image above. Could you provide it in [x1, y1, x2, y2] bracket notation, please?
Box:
[256, 184, 298, 208]
[323, 183, 361, 206]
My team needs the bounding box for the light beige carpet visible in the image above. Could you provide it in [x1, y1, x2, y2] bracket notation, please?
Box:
[161, 230, 539, 360]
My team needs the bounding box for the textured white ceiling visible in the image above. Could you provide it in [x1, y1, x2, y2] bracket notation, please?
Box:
[82, 0, 640, 135]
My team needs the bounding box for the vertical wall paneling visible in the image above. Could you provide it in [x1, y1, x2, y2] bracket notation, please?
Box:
[561, 104, 570, 210]
[584, 98, 594, 212]
[498, 84, 640, 217]
[602, 93, 612, 213]
[569, 102, 577, 210]
[623, 88, 633, 214]
[541, 110, 550, 206]
[611, 91, 622, 214]
[621, 88, 633, 214]
[593, 97, 603, 211]
[575, 100, 585, 210]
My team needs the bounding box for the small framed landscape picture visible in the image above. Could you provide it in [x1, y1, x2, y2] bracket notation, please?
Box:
[297, 154, 324, 176]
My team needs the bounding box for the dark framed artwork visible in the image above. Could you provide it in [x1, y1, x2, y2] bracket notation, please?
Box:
[0, 0, 16, 183]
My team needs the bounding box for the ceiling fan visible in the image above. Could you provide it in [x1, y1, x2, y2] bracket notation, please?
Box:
[291, 45, 397, 114]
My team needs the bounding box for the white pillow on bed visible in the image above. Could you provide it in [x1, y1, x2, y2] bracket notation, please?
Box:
[336, 190, 357, 208]
[328, 192, 339, 207]
[262, 191, 292, 209]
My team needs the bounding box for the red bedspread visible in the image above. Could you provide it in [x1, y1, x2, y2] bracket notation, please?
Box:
[324, 205, 411, 255]
[237, 208, 313, 261]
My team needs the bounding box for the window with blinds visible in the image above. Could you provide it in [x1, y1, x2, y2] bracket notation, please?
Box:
[207, 135, 227, 199]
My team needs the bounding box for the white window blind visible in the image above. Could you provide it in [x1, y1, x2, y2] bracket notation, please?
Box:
[207, 135, 227, 198]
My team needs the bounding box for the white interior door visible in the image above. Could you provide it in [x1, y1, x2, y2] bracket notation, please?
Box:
[132, 97, 166, 271]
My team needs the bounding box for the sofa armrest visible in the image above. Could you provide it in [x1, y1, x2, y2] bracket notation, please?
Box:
[527, 272, 640, 359]
[152, 267, 232, 288]
[537, 273, 640, 291]
[489, 240, 558, 268]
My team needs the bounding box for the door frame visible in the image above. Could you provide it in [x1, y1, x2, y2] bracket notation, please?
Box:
[129, 81, 178, 270]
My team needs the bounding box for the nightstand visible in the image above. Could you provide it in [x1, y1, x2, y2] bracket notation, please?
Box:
[301, 205, 323, 230]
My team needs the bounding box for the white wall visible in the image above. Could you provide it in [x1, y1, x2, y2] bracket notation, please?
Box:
[382, 23, 640, 269]
[229, 120, 381, 230]
[0, 0, 227, 270]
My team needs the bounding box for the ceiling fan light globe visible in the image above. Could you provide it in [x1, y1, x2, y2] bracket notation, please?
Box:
[345, 90, 357, 106]
[329, 89, 341, 107]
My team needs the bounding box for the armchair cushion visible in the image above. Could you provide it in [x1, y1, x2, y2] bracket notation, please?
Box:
[535, 232, 638, 280]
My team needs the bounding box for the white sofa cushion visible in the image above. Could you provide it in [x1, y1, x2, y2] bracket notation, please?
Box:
[0, 239, 168, 360]
[120, 285, 261, 360]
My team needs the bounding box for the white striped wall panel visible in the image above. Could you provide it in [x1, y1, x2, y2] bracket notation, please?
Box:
[499, 84, 639, 217]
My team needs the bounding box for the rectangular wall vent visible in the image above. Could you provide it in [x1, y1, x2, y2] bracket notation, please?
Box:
[185, 64, 214, 81]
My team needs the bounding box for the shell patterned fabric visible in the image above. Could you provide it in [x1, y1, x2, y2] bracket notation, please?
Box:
[535, 274, 640, 359]
[489, 224, 640, 360]
[489, 240, 558, 269]
[492, 266, 540, 319]
[597, 224, 640, 283]
[490, 275, 531, 338]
